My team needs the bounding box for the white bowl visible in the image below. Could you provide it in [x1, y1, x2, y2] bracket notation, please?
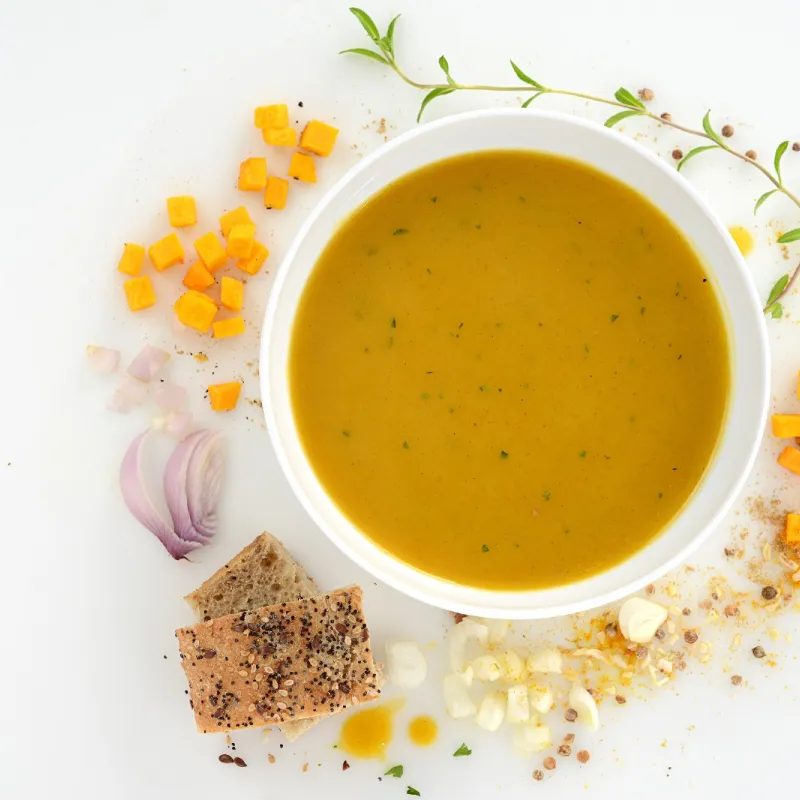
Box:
[261, 108, 769, 619]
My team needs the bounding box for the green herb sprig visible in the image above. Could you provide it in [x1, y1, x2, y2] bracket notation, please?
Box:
[342, 7, 800, 317]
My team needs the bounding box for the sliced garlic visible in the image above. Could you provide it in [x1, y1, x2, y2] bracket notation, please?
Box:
[479, 618, 511, 645]
[526, 647, 563, 674]
[500, 649, 526, 682]
[618, 597, 668, 644]
[512, 719, 552, 757]
[443, 673, 477, 719]
[472, 654, 502, 682]
[568, 684, 599, 730]
[506, 684, 530, 723]
[529, 684, 554, 714]
[448, 619, 489, 673]
[476, 692, 506, 731]
[385, 641, 427, 689]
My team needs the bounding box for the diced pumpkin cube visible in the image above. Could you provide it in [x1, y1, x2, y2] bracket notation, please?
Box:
[254, 104, 289, 130]
[167, 196, 197, 227]
[117, 243, 145, 276]
[772, 414, 800, 438]
[208, 381, 241, 411]
[174, 290, 218, 333]
[226, 223, 255, 258]
[288, 152, 317, 183]
[786, 513, 800, 543]
[124, 276, 156, 312]
[238, 158, 267, 191]
[220, 276, 244, 312]
[264, 177, 289, 209]
[182, 262, 215, 292]
[300, 120, 339, 157]
[194, 231, 227, 272]
[220, 205, 253, 237]
[148, 233, 185, 272]
[263, 127, 298, 147]
[212, 317, 246, 338]
[778, 445, 800, 475]
[237, 241, 269, 275]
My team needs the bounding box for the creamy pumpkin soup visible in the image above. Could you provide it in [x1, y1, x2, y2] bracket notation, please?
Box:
[289, 151, 729, 590]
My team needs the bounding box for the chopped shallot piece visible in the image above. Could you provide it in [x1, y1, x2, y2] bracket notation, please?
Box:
[108, 375, 148, 413]
[164, 412, 193, 441]
[155, 384, 188, 413]
[87, 345, 120, 373]
[127, 345, 171, 382]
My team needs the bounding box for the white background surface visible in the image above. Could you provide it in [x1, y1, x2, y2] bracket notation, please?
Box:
[3, 0, 800, 797]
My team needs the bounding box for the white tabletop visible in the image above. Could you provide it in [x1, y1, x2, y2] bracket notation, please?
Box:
[3, 0, 799, 796]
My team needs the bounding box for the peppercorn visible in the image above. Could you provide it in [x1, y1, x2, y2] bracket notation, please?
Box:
[721, 124, 734, 137]
[558, 745, 572, 757]
[793, 142, 800, 152]
[746, 150, 758, 160]
[731, 674, 743, 685]
[638, 88, 655, 102]
[672, 149, 683, 161]
[533, 769, 544, 781]
[565, 708, 578, 722]
[684, 630, 698, 644]
[660, 112, 672, 121]
[762, 585, 778, 600]
[577, 750, 591, 764]
[752, 645, 766, 659]
[543, 756, 557, 771]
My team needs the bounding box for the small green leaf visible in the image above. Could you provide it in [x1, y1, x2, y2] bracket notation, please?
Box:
[385, 765, 404, 778]
[417, 87, 455, 122]
[613, 88, 645, 110]
[453, 743, 472, 757]
[543, 491, 551, 500]
[766, 274, 789, 306]
[342, 430, 351, 437]
[385, 13, 401, 50]
[521, 92, 544, 108]
[777, 228, 800, 244]
[393, 228, 409, 235]
[775, 140, 789, 183]
[339, 47, 389, 64]
[500, 451, 509, 459]
[438, 55, 456, 86]
[407, 789, 421, 797]
[676, 145, 719, 172]
[579, 450, 587, 458]
[349, 7, 380, 42]
[391, 317, 396, 328]
[402, 440, 409, 450]
[768, 302, 784, 318]
[510, 60, 544, 89]
[754, 189, 777, 215]
[611, 314, 619, 322]
[701, 110, 723, 145]
[481, 544, 489, 553]
[604, 109, 644, 128]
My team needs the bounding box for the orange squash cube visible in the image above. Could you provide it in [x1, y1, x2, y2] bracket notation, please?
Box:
[238, 158, 268, 191]
[778, 446, 800, 475]
[194, 231, 227, 272]
[124, 276, 156, 312]
[288, 152, 316, 183]
[237, 241, 269, 276]
[226, 223, 255, 258]
[212, 317, 246, 338]
[167, 196, 197, 227]
[772, 414, 800, 438]
[254, 104, 288, 130]
[208, 381, 241, 411]
[219, 206, 253, 237]
[174, 290, 218, 333]
[182, 262, 215, 292]
[220, 276, 244, 312]
[148, 233, 185, 272]
[118, 243, 145, 276]
[786, 512, 800, 543]
[264, 177, 289, 209]
[263, 127, 297, 147]
[300, 120, 339, 157]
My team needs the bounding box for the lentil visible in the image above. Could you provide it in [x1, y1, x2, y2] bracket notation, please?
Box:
[660, 112, 672, 121]
[233, 757, 247, 767]
[762, 586, 778, 600]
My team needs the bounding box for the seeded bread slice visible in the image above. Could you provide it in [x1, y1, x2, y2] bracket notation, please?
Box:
[176, 586, 381, 733]
[184, 531, 321, 741]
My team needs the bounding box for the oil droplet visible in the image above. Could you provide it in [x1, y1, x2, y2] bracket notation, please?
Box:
[339, 699, 404, 759]
[408, 715, 438, 747]
[728, 225, 754, 257]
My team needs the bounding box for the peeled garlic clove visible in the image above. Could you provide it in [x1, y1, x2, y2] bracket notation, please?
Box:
[479, 618, 511, 645]
[506, 684, 530, 723]
[526, 647, 563, 674]
[476, 692, 506, 731]
[568, 684, 599, 730]
[618, 596, 668, 643]
[448, 619, 489, 673]
[501, 649, 526, 682]
[443, 673, 477, 719]
[513, 719, 551, 757]
[472, 654, 502, 682]
[529, 684, 554, 714]
[386, 641, 427, 689]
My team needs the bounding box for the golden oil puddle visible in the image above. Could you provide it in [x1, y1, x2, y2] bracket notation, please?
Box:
[729, 225, 754, 257]
[408, 715, 438, 746]
[339, 699, 404, 759]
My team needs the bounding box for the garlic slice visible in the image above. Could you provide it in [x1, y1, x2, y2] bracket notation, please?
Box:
[513, 719, 552, 757]
[500, 649, 526, 682]
[506, 684, 530, 723]
[529, 684, 554, 714]
[443, 673, 477, 719]
[568, 684, 599, 730]
[448, 619, 489, 673]
[472, 654, 502, 682]
[479, 618, 511, 645]
[526, 647, 563, 674]
[476, 692, 506, 731]
[618, 596, 668, 643]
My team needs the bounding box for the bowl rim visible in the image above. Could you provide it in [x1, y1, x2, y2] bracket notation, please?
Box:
[260, 107, 770, 619]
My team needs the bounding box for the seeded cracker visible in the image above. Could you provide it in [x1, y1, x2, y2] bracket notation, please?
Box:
[176, 586, 381, 733]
